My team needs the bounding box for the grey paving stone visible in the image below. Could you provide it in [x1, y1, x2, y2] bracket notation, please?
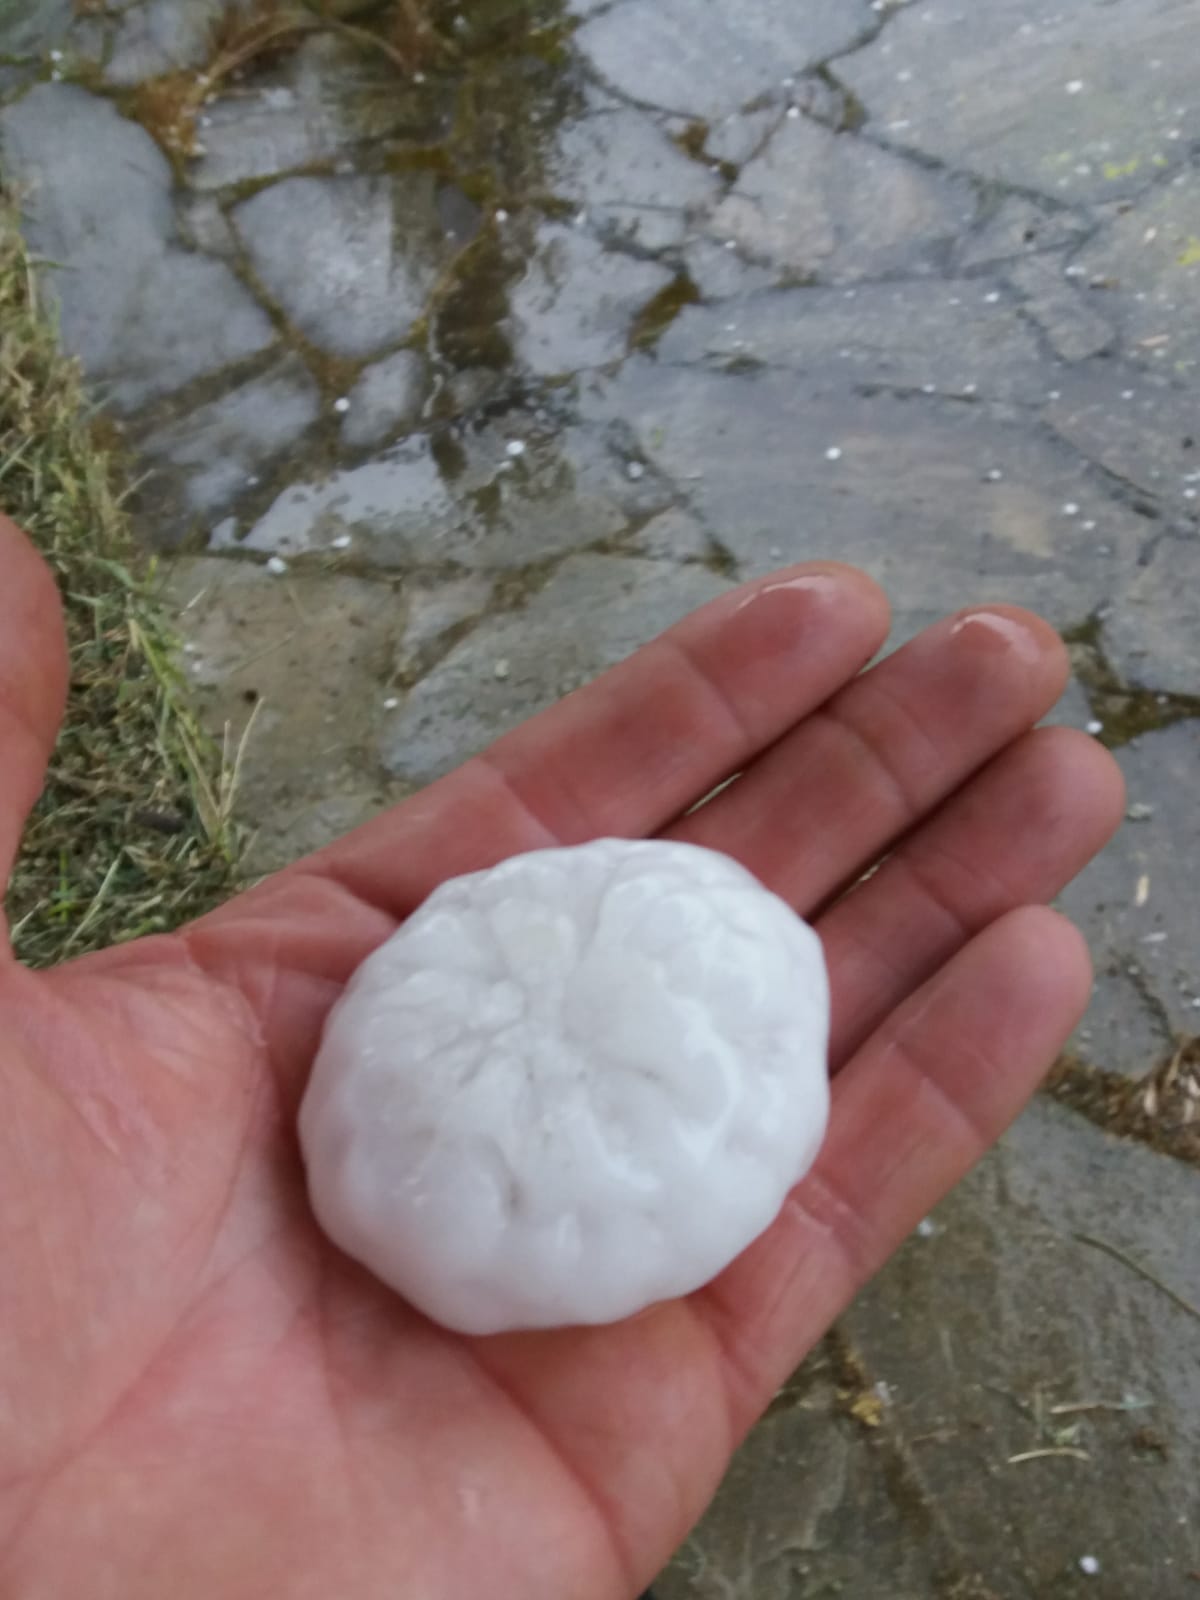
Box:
[340, 349, 429, 451]
[101, 0, 225, 86]
[508, 223, 673, 375]
[1069, 171, 1200, 381]
[0, 0, 72, 58]
[839, 1098, 1200, 1598]
[955, 195, 1090, 272]
[232, 174, 448, 360]
[574, 0, 874, 121]
[187, 34, 451, 193]
[1006, 253, 1116, 362]
[382, 555, 730, 786]
[1059, 720, 1200, 1042]
[626, 508, 713, 564]
[166, 555, 404, 873]
[659, 281, 1051, 404]
[658, 1343, 965, 1599]
[0, 84, 274, 411]
[137, 355, 321, 528]
[1045, 376, 1200, 520]
[602, 360, 1144, 631]
[393, 573, 494, 679]
[545, 104, 722, 253]
[234, 416, 662, 570]
[840, 0, 1200, 205]
[708, 116, 974, 283]
[1102, 534, 1200, 697]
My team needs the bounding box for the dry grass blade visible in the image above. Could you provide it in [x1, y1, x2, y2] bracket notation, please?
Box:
[0, 194, 245, 967]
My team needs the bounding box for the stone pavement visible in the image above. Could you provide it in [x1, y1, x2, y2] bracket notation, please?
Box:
[3, 1, 1198, 1593]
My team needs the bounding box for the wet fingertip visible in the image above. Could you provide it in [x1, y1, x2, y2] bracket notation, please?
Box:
[947, 606, 1063, 670]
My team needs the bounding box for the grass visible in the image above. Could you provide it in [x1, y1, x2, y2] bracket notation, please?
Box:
[0, 197, 246, 968]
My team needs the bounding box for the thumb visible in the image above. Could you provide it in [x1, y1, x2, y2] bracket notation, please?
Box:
[0, 514, 69, 939]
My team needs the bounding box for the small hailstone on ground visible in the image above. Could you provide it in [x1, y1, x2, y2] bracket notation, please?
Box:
[383, 696, 399, 710]
[1062, 502, 1081, 516]
[1079, 1555, 1100, 1576]
[493, 659, 511, 680]
[265, 555, 288, 576]
[786, 106, 800, 119]
[1086, 719, 1104, 735]
[299, 839, 831, 1335]
[627, 461, 645, 481]
[1066, 79, 1085, 94]
[331, 534, 352, 550]
[825, 446, 843, 461]
[505, 439, 527, 458]
[334, 397, 351, 415]
[985, 467, 1004, 482]
[495, 208, 509, 223]
[916, 1217, 938, 1238]
[984, 291, 1001, 303]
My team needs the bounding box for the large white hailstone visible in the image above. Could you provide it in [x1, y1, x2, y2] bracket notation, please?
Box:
[299, 838, 830, 1335]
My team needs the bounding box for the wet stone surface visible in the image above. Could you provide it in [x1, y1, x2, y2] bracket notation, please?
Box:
[2, 0, 1198, 1590]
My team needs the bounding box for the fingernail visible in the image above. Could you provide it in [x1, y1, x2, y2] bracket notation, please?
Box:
[735, 572, 842, 612]
[948, 609, 1044, 664]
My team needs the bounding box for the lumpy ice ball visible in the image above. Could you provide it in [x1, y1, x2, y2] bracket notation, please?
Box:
[299, 838, 830, 1335]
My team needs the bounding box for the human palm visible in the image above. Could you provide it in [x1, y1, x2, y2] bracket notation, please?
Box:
[1, 518, 1123, 1598]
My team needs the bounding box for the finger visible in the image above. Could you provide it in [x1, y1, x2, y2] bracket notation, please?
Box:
[670, 607, 1067, 913]
[223, 564, 888, 926]
[822, 727, 1125, 1065]
[695, 906, 1092, 1438]
[0, 516, 68, 914]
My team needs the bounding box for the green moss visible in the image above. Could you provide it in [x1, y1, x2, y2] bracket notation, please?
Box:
[628, 272, 701, 353]
[1062, 614, 1200, 748]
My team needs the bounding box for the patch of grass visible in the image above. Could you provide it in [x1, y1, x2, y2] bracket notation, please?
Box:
[0, 197, 246, 967]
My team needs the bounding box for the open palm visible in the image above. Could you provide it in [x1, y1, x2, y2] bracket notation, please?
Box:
[1, 518, 1123, 1598]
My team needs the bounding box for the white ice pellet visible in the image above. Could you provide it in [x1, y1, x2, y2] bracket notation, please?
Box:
[265, 555, 288, 576]
[299, 839, 831, 1335]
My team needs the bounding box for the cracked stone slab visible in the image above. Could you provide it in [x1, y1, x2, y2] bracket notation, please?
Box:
[545, 103, 722, 253]
[0, 85, 275, 412]
[659, 281, 1051, 404]
[231, 417, 667, 570]
[1045, 375, 1200, 523]
[707, 116, 974, 283]
[101, 0, 227, 86]
[838, 1098, 1200, 1597]
[840, 0, 1200, 205]
[1059, 720, 1200, 1044]
[0, 0, 72, 57]
[574, 0, 874, 122]
[1102, 534, 1200, 697]
[1069, 171, 1200, 380]
[165, 555, 404, 872]
[393, 573, 494, 681]
[136, 355, 322, 532]
[339, 349, 429, 452]
[658, 1342, 967, 1598]
[232, 173, 453, 361]
[382, 555, 730, 786]
[508, 223, 673, 375]
[1006, 253, 1115, 362]
[955, 196, 1090, 272]
[601, 360, 1145, 640]
[188, 34, 453, 193]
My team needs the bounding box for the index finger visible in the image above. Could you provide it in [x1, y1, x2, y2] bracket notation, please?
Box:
[275, 563, 889, 920]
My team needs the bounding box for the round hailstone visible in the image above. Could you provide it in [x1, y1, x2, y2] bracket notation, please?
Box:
[299, 838, 830, 1335]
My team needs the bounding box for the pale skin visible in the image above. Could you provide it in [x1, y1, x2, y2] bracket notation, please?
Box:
[0, 513, 1125, 1599]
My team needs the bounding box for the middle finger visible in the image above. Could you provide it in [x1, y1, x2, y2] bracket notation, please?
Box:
[667, 606, 1067, 911]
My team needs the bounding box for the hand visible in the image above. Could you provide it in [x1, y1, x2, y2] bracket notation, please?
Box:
[0, 517, 1123, 1598]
